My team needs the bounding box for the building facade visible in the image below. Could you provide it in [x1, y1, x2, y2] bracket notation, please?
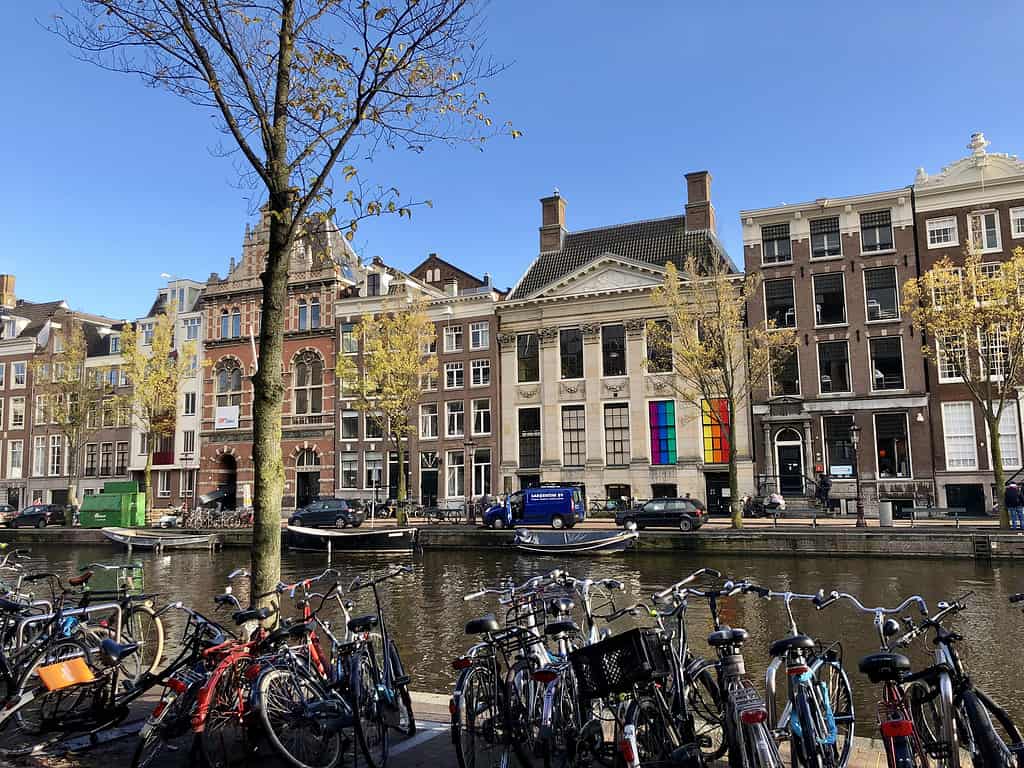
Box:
[198, 212, 357, 511]
[742, 186, 934, 514]
[497, 173, 754, 510]
[913, 133, 1024, 514]
[80, 321, 133, 498]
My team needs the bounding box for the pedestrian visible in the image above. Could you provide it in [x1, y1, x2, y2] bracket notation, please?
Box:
[816, 473, 832, 510]
[1005, 482, 1024, 530]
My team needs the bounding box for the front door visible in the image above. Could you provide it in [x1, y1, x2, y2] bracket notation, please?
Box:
[420, 470, 438, 506]
[945, 484, 986, 516]
[704, 472, 730, 516]
[777, 446, 804, 496]
[296, 472, 319, 509]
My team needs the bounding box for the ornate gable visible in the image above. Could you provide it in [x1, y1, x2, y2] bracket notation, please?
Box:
[915, 132, 1024, 190]
[536, 254, 666, 299]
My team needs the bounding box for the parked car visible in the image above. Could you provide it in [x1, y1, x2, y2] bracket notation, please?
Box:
[483, 486, 585, 530]
[0, 504, 19, 527]
[10, 504, 67, 529]
[288, 498, 364, 529]
[615, 498, 705, 532]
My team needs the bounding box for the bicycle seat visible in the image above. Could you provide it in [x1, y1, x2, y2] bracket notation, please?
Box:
[232, 607, 271, 626]
[0, 597, 27, 614]
[549, 597, 575, 616]
[858, 652, 911, 683]
[769, 634, 816, 658]
[99, 637, 139, 666]
[465, 614, 500, 635]
[707, 627, 749, 647]
[68, 571, 94, 587]
[267, 621, 315, 646]
[347, 614, 379, 633]
[545, 620, 579, 637]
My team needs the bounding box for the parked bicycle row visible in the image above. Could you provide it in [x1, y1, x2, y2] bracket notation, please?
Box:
[0, 545, 414, 768]
[450, 566, 1024, 768]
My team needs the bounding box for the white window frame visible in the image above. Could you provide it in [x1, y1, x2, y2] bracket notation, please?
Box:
[12, 362, 26, 389]
[340, 323, 358, 355]
[420, 372, 438, 392]
[1010, 207, 1024, 240]
[183, 430, 196, 454]
[968, 210, 1001, 253]
[443, 325, 464, 353]
[364, 413, 384, 441]
[470, 359, 490, 387]
[469, 321, 489, 350]
[812, 272, 847, 327]
[926, 216, 959, 249]
[446, 400, 465, 438]
[941, 402, 978, 470]
[32, 436, 46, 477]
[7, 440, 23, 480]
[445, 450, 465, 498]
[873, 411, 913, 480]
[157, 470, 171, 498]
[183, 392, 197, 416]
[10, 397, 25, 430]
[816, 340, 852, 395]
[339, 453, 359, 489]
[936, 335, 968, 383]
[419, 403, 438, 439]
[760, 224, 793, 265]
[180, 470, 195, 498]
[48, 435, 63, 477]
[868, 336, 906, 392]
[472, 448, 491, 497]
[763, 278, 797, 329]
[768, 348, 800, 397]
[0, 363, 6, 388]
[516, 333, 540, 384]
[444, 361, 464, 390]
[471, 398, 491, 436]
[863, 266, 901, 323]
[340, 409, 359, 441]
[979, 324, 1010, 381]
[859, 209, 895, 254]
[809, 217, 843, 259]
[364, 453, 384, 490]
[996, 401, 1023, 470]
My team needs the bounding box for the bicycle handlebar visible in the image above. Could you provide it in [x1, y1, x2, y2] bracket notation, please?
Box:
[893, 591, 974, 648]
[594, 603, 646, 622]
[816, 591, 928, 617]
[653, 568, 722, 600]
[464, 569, 566, 602]
[349, 565, 413, 593]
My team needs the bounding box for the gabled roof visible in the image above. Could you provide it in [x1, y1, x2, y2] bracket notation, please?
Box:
[509, 215, 733, 300]
[4, 300, 67, 340]
[408, 253, 486, 288]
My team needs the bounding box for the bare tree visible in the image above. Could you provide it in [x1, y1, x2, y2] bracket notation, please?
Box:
[52, 1, 512, 606]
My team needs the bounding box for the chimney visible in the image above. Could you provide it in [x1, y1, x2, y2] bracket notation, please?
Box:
[684, 171, 716, 233]
[445, 279, 458, 297]
[483, 272, 491, 286]
[539, 189, 567, 252]
[0, 275, 14, 309]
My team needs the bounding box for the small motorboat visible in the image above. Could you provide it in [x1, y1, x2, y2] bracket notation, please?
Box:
[101, 527, 215, 551]
[285, 525, 417, 553]
[512, 528, 638, 555]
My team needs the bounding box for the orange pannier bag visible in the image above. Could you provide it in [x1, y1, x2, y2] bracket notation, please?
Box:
[36, 657, 95, 691]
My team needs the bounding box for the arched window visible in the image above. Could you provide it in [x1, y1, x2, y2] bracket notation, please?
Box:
[294, 351, 324, 415]
[310, 297, 320, 329]
[231, 308, 241, 338]
[298, 300, 308, 331]
[216, 359, 243, 407]
[220, 310, 229, 339]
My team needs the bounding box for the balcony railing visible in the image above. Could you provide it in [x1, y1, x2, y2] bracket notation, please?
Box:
[153, 451, 175, 466]
[290, 414, 325, 426]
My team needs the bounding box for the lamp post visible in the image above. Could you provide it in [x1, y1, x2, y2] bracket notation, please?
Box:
[464, 438, 476, 525]
[849, 424, 866, 528]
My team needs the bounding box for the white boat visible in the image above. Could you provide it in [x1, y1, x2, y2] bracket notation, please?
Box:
[512, 528, 638, 555]
[101, 527, 215, 551]
[285, 525, 417, 552]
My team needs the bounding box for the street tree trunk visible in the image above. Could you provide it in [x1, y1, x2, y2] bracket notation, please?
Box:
[394, 433, 408, 527]
[986, 412, 1010, 529]
[727, 404, 742, 529]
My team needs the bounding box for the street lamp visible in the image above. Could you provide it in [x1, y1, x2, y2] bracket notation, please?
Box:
[849, 424, 866, 528]
[464, 438, 476, 525]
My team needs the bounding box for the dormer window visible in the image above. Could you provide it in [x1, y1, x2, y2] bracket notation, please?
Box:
[367, 273, 381, 297]
[109, 335, 121, 354]
[1, 319, 14, 339]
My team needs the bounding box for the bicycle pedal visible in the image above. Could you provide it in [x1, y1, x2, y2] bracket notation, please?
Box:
[696, 735, 711, 748]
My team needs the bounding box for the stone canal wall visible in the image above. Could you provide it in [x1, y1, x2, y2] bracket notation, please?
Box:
[3, 525, 1024, 560]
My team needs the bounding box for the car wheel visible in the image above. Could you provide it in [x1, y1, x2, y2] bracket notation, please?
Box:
[492, 518, 504, 530]
[551, 515, 565, 530]
[623, 519, 638, 532]
[35, 519, 46, 529]
[335, 517, 348, 529]
[679, 517, 694, 533]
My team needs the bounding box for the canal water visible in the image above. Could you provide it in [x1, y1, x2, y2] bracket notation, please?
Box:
[24, 543, 1024, 730]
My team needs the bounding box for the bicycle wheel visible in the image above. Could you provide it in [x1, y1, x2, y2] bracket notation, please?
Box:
[688, 663, 727, 761]
[812, 659, 854, 768]
[257, 667, 343, 768]
[122, 603, 165, 680]
[793, 688, 825, 768]
[199, 657, 256, 768]
[131, 684, 198, 768]
[623, 695, 674, 763]
[505, 658, 542, 767]
[540, 673, 580, 768]
[961, 689, 1020, 768]
[351, 651, 388, 768]
[453, 663, 509, 768]
[387, 640, 416, 738]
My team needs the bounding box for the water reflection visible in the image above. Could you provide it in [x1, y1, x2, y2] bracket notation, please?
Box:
[29, 545, 1024, 730]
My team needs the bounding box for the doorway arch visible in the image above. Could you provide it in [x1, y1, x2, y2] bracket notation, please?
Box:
[774, 428, 804, 496]
[294, 448, 321, 509]
[215, 454, 238, 509]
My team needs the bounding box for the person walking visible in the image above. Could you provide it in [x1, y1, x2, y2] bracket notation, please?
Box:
[1006, 481, 1024, 530]
[816, 473, 832, 511]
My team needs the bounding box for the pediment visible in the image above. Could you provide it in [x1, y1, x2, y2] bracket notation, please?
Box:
[916, 147, 1024, 190]
[538, 254, 666, 299]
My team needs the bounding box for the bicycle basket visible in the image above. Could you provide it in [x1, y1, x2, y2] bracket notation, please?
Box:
[505, 593, 548, 634]
[569, 628, 671, 699]
[85, 563, 145, 597]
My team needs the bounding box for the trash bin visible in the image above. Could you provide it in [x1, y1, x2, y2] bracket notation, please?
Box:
[878, 500, 894, 527]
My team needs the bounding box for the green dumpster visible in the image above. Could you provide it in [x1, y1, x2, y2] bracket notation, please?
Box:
[79, 481, 147, 528]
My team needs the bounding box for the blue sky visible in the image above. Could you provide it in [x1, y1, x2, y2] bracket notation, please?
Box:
[3, 2, 1022, 319]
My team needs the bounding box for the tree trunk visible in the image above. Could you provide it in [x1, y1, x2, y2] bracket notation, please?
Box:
[250, 196, 292, 612]
[986, 413, 1010, 529]
[728, 403, 742, 529]
[394, 434, 408, 527]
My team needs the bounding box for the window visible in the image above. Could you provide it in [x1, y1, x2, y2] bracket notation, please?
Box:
[518, 408, 541, 469]
[604, 403, 630, 466]
[141, 322, 154, 345]
[293, 352, 324, 415]
[1011, 207, 1024, 239]
[560, 328, 583, 379]
[1, 319, 13, 339]
[561, 405, 586, 466]
[157, 471, 171, 498]
[35, 395, 48, 425]
[420, 372, 438, 392]
[937, 334, 968, 381]
[470, 321, 489, 350]
[340, 323, 358, 354]
[115, 442, 128, 475]
[810, 217, 841, 258]
[445, 361, 464, 389]
[446, 451, 465, 498]
[813, 273, 846, 325]
[823, 416, 854, 477]
[109, 335, 121, 353]
[473, 448, 491, 496]
[998, 402, 1022, 469]
[602, 324, 626, 376]
[340, 454, 358, 488]
[864, 267, 899, 321]
[183, 430, 196, 454]
[0, 400, 3, 428]
[183, 392, 196, 416]
[365, 414, 384, 440]
[298, 300, 308, 331]
[818, 341, 851, 393]
[702, 399, 730, 464]
[764, 279, 796, 328]
[940, 403, 972, 469]
[761, 223, 792, 264]
[875, 413, 911, 478]
[517, 334, 539, 383]
[310, 298, 320, 329]
[121, 368, 131, 386]
[471, 359, 490, 387]
[49, 435, 63, 477]
[84, 444, 97, 477]
[646, 319, 672, 374]
[216, 360, 243, 406]
[32, 436, 46, 477]
[7, 440, 22, 479]
[926, 216, 958, 248]
[366, 273, 381, 297]
[446, 401, 465, 437]
[444, 325, 463, 353]
[10, 397, 24, 429]
[969, 211, 1000, 252]
[649, 400, 677, 465]
[981, 325, 1010, 379]
[472, 398, 491, 435]
[13, 362, 26, 388]
[231, 309, 241, 339]
[860, 210, 894, 253]
[181, 470, 195, 498]
[420, 403, 438, 438]
[220, 311, 229, 338]
[770, 348, 800, 396]
[365, 453, 383, 488]
[99, 443, 113, 476]
[870, 337, 904, 390]
[421, 335, 437, 354]
[340, 409, 359, 440]
[102, 399, 116, 428]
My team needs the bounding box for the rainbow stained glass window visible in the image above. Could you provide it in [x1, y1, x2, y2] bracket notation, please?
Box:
[702, 399, 730, 464]
[649, 400, 677, 465]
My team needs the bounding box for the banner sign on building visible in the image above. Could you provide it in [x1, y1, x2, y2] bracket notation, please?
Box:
[215, 405, 239, 430]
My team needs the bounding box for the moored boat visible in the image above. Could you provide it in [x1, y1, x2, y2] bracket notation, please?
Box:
[285, 524, 417, 552]
[512, 528, 638, 555]
[101, 527, 215, 551]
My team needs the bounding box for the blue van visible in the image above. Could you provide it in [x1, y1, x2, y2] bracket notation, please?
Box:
[483, 486, 585, 530]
